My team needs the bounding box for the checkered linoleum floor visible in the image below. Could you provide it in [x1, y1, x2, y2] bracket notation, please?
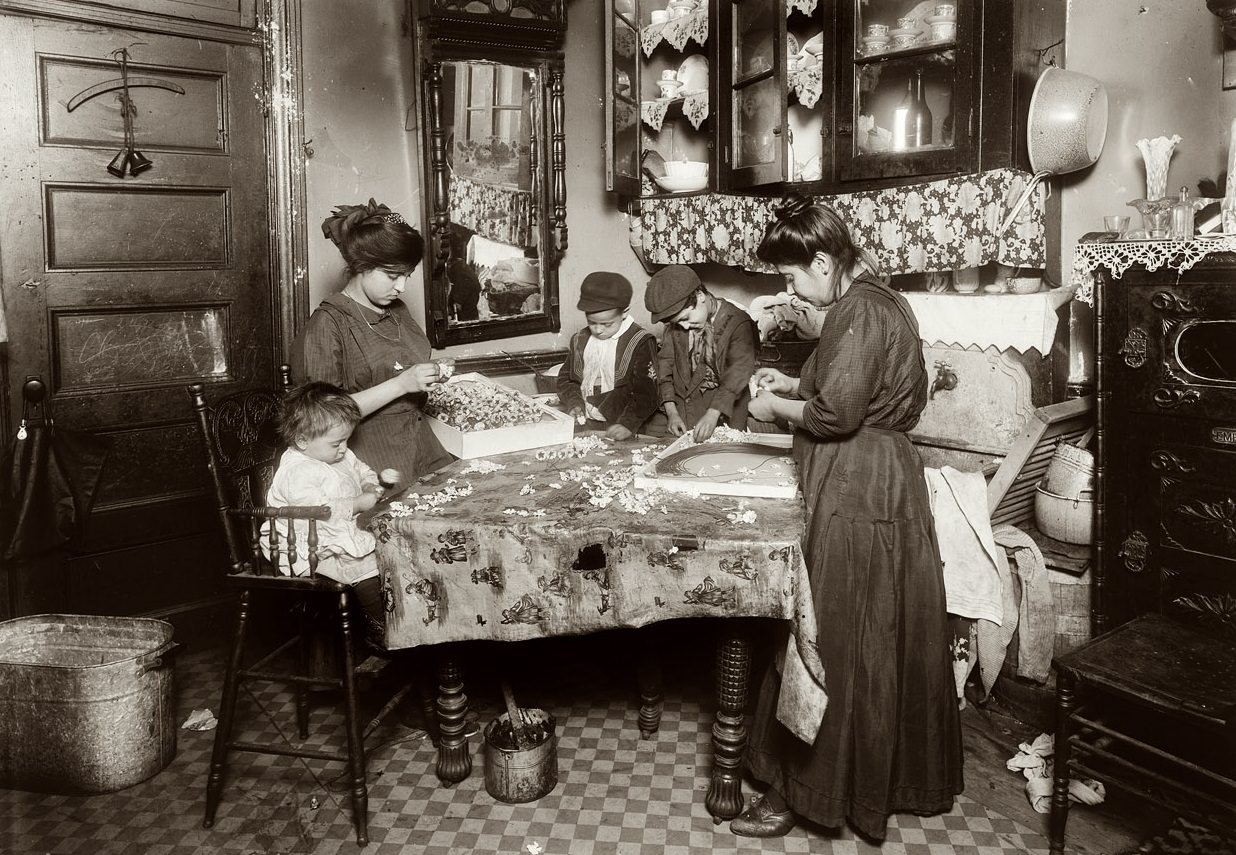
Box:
[0, 630, 1057, 855]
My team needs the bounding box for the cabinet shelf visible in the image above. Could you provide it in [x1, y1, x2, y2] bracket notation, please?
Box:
[854, 42, 956, 64]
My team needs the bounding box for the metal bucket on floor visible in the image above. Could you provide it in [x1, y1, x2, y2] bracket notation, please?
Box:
[483, 709, 558, 803]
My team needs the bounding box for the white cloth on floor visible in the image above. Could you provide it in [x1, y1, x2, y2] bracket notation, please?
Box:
[925, 466, 1003, 623]
[1007, 733, 1105, 813]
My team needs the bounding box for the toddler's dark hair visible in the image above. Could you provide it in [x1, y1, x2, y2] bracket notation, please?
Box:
[278, 382, 361, 445]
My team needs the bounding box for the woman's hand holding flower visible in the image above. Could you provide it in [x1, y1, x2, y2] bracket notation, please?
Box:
[753, 367, 797, 396]
[397, 362, 443, 395]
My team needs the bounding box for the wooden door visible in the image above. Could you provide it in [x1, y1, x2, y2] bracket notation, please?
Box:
[0, 15, 273, 626]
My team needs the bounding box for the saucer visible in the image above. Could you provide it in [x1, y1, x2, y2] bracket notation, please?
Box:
[861, 35, 891, 44]
[924, 13, 956, 23]
[888, 27, 922, 38]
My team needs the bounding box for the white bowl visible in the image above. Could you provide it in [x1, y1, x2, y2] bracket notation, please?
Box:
[664, 159, 708, 179]
[654, 174, 708, 193]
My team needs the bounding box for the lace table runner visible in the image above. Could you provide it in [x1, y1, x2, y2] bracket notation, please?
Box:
[1071, 236, 1236, 305]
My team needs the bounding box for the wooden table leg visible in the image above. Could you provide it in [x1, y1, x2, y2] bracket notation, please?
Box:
[434, 656, 471, 786]
[1048, 668, 1077, 854]
[706, 628, 750, 824]
[636, 632, 663, 739]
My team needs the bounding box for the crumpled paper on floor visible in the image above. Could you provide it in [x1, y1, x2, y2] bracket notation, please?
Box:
[182, 708, 218, 731]
[1007, 732, 1105, 813]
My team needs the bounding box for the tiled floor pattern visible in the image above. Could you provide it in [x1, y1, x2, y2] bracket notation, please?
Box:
[1, 634, 1057, 855]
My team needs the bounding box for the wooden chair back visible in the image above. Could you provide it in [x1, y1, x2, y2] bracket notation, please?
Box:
[188, 367, 332, 581]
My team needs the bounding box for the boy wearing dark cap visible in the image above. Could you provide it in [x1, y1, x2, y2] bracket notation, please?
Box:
[557, 271, 660, 440]
[645, 264, 758, 442]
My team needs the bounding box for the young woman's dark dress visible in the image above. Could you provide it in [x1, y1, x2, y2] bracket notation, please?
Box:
[745, 274, 963, 840]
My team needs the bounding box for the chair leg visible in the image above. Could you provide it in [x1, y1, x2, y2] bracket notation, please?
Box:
[1049, 669, 1078, 854]
[337, 591, 369, 847]
[203, 589, 251, 829]
[296, 603, 311, 739]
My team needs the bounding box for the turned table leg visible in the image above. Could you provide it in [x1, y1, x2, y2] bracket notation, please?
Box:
[706, 628, 750, 823]
[434, 656, 471, 786]
[636, 632, 664, 739]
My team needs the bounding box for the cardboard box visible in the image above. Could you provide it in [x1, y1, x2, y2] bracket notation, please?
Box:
[424, 372, 574, 459]
[634, 431, 798, 499]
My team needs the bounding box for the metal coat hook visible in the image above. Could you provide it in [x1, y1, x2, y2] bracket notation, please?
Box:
[1036, 38, 1063, 68]
[66, 48, 185, 177]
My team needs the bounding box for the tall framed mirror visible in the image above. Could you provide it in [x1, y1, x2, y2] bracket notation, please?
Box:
[415, 3, 567, 347]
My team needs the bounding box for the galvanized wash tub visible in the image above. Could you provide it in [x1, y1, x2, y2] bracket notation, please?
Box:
[0, 614, 178, 794]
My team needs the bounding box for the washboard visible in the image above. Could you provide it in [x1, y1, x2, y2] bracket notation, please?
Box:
[986, 396, 1095, 527]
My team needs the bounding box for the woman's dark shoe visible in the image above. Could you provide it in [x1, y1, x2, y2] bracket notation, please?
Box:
[729, 795, 796, 838]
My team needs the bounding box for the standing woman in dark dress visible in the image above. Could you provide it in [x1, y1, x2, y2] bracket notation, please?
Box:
[736, 192, 963, 840]
[293, 199, 453, 484]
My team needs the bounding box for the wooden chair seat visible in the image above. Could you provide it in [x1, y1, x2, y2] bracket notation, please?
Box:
[1048, 613, 1236, 853]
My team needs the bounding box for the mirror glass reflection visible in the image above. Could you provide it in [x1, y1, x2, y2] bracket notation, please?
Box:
[440, 60, 545, 327]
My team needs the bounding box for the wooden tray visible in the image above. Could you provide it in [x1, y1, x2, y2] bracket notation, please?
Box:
[986, 396, 1095, 527]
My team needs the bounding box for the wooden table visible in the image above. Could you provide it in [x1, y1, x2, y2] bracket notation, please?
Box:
[369, 435, 806, 822]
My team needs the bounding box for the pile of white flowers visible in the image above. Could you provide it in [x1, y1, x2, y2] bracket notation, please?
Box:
[388, 482, 475, 515]
[425, 379, 545, 431]
[534, 435, 609, 461]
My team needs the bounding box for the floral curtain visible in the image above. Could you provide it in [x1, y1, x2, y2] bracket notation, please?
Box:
[449, 174, 535, 248]
[634, 167, 1046, 275]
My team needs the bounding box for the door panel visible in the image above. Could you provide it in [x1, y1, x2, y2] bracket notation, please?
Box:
[0, 15, 273, 620]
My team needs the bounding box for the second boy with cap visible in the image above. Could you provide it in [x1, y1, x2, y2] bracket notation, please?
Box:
[645, 264, 758, 441]
[557, 271, 660, 440]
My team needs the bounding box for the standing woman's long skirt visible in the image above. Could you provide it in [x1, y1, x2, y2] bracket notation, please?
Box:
[745, 424, 963, 841]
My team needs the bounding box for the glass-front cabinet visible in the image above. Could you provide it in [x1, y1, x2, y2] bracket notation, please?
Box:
[837, 0, 973, 182]
[605, 0, 717, 197]
[722, 0, 834, 190]
[604, 0, 1062, 197]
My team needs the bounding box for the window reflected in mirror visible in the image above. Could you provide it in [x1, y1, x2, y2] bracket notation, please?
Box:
[440, 61, 545, 327]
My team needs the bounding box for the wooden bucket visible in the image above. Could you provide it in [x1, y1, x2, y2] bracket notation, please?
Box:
[1049, 567, 1092, 657]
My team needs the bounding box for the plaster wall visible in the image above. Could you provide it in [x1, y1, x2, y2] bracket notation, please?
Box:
[302, 1, 422, 316]
[1061, 0, 1236, 382]
[301, 2, 655, 356]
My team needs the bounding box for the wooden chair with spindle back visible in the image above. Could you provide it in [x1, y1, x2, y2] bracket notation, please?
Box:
[188, 365, 410, 847]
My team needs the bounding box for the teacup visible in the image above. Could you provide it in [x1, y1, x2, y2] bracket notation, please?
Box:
[934, 4, 955, 19]
[897, 16, 916, 29]
[650, 9, 668, 24]
[661, 69, 678, 80]
[892, 31, 919, 48]
[929, 20, 956, 41]
[866, 23, 890, 38]
[657, 79, 683, 99]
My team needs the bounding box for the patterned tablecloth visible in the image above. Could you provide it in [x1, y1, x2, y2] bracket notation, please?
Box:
[369, 436, 806, 651]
